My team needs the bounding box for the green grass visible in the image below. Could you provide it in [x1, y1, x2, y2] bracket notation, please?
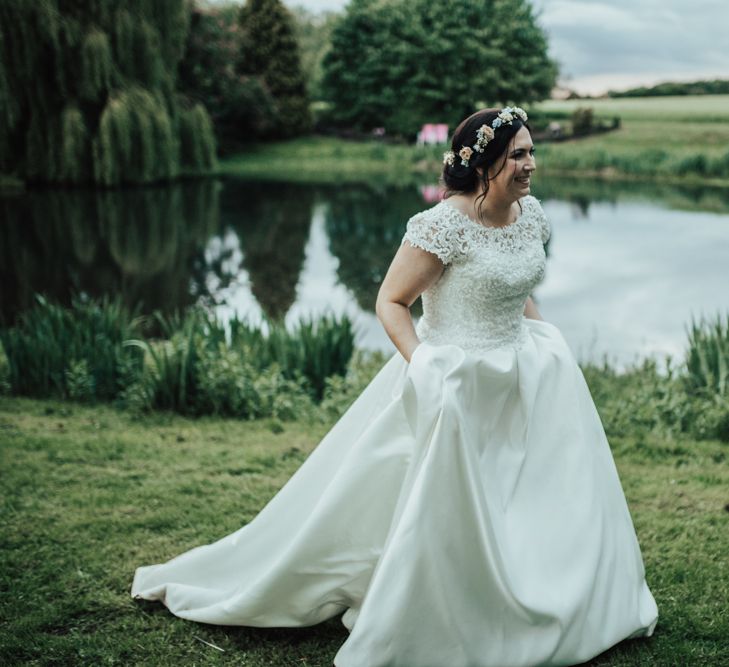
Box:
[219, 135, 443, 186]
[539, 95, 729, 123]
[219, 95, 729, 187]
[1, 395, 728, 665]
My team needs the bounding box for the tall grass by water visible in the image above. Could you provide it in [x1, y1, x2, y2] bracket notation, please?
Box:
[0, 295, 143, 400]
[1, 297, 728, 442]
[0, 297, 355, 420]
[685, 314, 729, 398]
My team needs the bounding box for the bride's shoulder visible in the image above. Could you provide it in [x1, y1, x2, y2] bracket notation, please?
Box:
[520, 195, 550, 243]
[401, 201, 464, 265]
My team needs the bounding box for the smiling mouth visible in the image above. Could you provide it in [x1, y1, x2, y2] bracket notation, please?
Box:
[515, 177, 530, 184]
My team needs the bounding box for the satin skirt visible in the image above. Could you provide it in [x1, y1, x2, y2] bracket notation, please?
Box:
[131, 318, 658, 667]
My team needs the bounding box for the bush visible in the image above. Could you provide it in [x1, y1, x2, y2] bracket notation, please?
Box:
[571, 107, 594, 135]
[685, 314, 729, 399]
[581, 315, 729, 444]
[676, 153, 709, 176]
[0, 295, 143, 400]
[122, 309, 355, 417]
[318, 349, 388, 423]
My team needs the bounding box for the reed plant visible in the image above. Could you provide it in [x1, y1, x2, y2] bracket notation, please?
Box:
[0, 295, 142, 400]
[0, 297, 356, 417]
[121, 309, 355, 416]
[685, 314, 729, 398]
[123, 311, 203, 413]
[580, 313, 729, 443]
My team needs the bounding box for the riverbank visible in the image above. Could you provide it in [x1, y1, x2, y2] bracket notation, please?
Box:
[219, 95, 729, 187]
[218, 132, 729, 188]
[1, 394, 727, 665]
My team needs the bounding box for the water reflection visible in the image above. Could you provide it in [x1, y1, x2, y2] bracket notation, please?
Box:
[323, 183, 425, 313]
[220, 181, 314, 319]
[1, 175, 728, 365]
[0, 180, 224, 323]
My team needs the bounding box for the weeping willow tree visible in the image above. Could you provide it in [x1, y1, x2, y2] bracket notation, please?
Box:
[0, 0, 217, 186]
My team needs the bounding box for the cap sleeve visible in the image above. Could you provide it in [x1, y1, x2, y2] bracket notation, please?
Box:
[527, 195, 551, 244]
[401, 208, 457, 265]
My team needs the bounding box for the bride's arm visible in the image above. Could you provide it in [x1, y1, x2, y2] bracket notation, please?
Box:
[375, 242, 445, 363]
[523, 295, 543, 320]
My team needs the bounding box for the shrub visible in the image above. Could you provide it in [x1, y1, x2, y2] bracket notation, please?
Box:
[571, 107, 594, 135]
[122, 309, 354, 417]
[318, 349, 388, 423]
[685, 314, 729, 399]
[0, 295, 143, 399]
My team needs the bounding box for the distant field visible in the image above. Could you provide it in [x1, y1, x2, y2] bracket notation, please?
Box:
[532, 95, 729, 183]
[219, 95, 729, 186]
[537, 94, 729, 122]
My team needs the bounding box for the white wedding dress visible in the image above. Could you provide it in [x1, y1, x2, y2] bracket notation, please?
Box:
[131, 194, 658, 667]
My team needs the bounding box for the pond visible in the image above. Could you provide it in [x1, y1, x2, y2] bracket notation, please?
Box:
[2, 176, 728, 367]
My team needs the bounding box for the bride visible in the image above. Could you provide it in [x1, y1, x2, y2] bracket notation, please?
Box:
[132, 106, 659, 667]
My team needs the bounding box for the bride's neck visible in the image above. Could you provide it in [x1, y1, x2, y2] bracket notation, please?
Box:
[457, 192, 515, 225]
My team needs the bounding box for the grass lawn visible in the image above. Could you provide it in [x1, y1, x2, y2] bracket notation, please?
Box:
[1, 396, 728, 666]
[219, 95, 729, 188]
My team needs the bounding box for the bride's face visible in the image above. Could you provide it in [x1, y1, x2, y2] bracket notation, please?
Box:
[487, 126, 536, 201]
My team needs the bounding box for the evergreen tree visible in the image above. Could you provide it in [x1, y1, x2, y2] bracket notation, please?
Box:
[0, 0, 217, 186]
[177, 4, 278, 151]
[238, 0, 311, 137]
[321, 0, 558, 136]
[290, 7, 340, 101]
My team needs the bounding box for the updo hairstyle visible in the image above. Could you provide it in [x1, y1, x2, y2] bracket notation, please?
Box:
[441, 108, 532, 223]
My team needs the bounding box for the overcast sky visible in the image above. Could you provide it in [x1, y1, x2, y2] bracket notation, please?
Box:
[279, 0, 729, 95]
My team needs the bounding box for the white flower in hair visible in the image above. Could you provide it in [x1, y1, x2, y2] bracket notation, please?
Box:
[513, 106, 528, 122]
[459, 146, 474, 167]
[472, 124, 495, 153]
[443, 150, 456, 167]
[490, 105, 528, 130]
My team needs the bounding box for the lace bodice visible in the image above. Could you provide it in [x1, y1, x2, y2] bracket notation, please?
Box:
[401, 194, 550, 352]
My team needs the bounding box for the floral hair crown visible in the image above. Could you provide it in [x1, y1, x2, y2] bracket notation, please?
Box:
[443, 106, 528, 168]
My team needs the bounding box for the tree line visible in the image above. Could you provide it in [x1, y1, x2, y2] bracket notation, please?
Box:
[607, 78, 729, 98]
[0, 0, 557, 186]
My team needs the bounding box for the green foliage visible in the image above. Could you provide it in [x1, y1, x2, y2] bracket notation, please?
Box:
[178, 103, 217, 170]
[124, 310, 354, 419]
[177, 5, 279, 150]
[685, 314, 729, 398]
[321, 0, 557, 136]
[80, 29, 113, 102]
[65, 359, 96, 402]
[581, 326, 729, 445]
[0, 296, 355, 418]
[0, 0, 216, 185]
[0, 345, 9, 395]
[238, 0, 312, 137]
[0, 295, 143, 400]
[122, 309, 354, 417]
[609, 78, 729, 98]
[318, 349, 388, 422]
[290, 6, 340, 100]
[570, 107, 594, 135]
[60, 105, 89, 182]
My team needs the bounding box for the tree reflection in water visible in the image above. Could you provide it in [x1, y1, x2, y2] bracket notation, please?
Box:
[220, 180, 314, 321]
[0, 180, 224, 324]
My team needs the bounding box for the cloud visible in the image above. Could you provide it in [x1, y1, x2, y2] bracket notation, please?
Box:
[531, 0, 729, 93]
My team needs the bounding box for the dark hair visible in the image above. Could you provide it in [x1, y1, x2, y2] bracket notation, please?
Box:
[441, 108, 532, 223]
